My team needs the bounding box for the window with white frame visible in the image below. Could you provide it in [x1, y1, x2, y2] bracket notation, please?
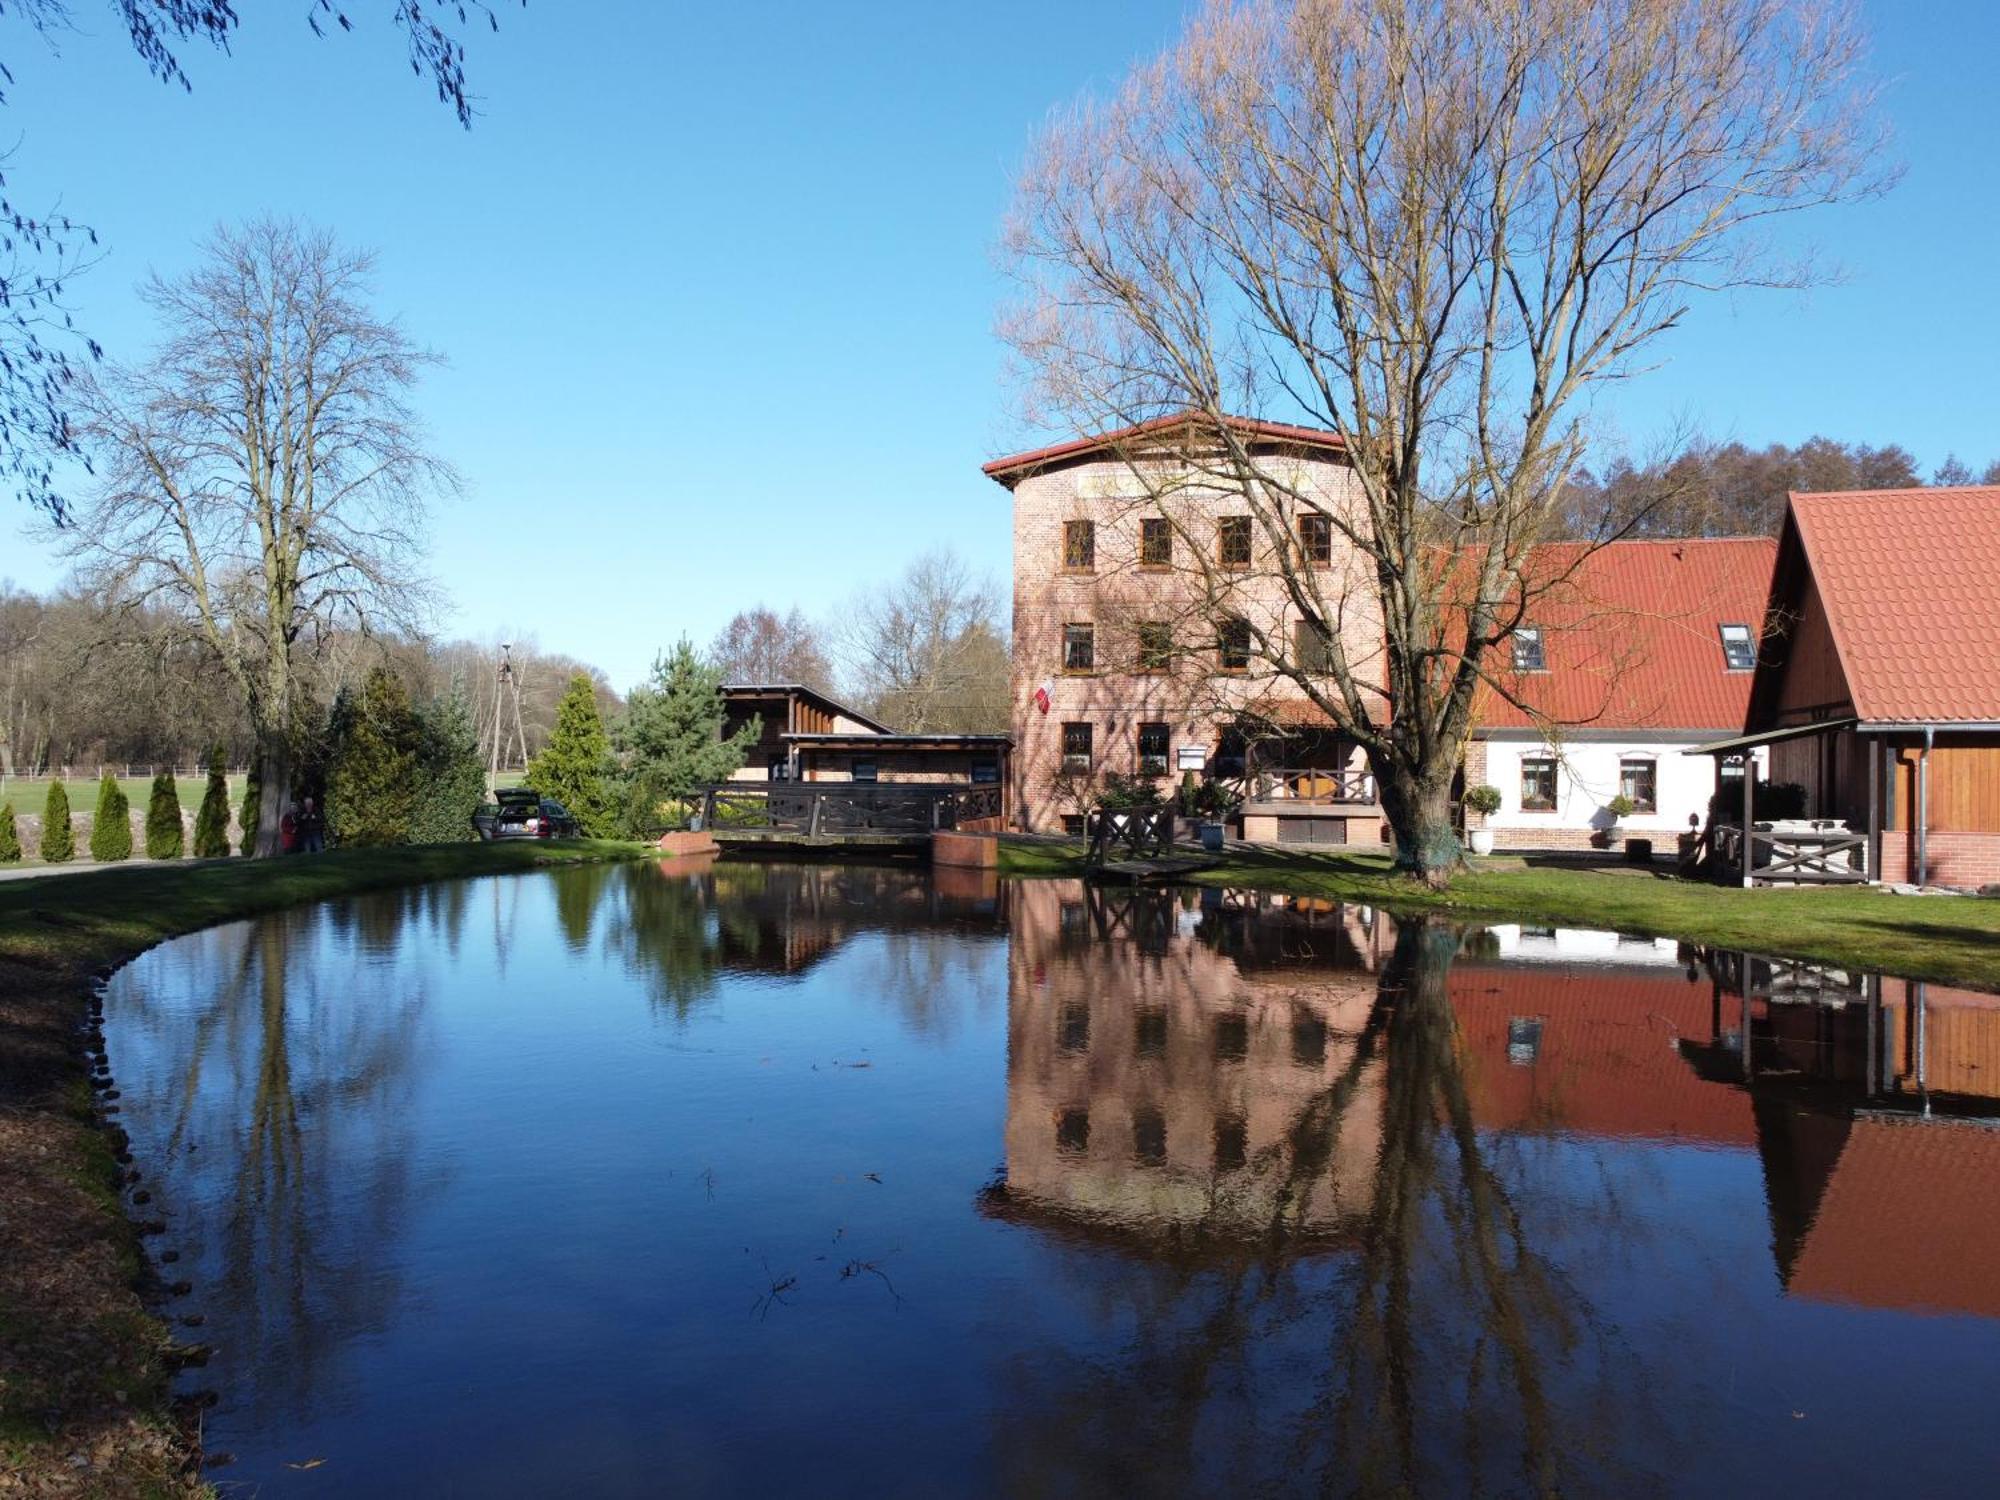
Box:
[1520, 756, 1557, 811]
[1512, 628, 1547, 672]
[1619, 756, 1658, 812]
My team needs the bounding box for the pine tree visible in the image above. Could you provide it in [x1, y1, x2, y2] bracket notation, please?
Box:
[145, 771, 185, 859]
[616, 640, 760, 834]
[39, 780, 73, 863]
[239, 761, 260, 856]
[410, 684, 487, 843]
[193, 750, 232, 858]
[327, 666, 420, 847]
[89, 773, 132, 862]
[524, 673, 616, 837]
[0, 803, 20, 863]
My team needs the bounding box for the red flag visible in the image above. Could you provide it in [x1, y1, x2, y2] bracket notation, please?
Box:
[1033, 679, 1053, 716]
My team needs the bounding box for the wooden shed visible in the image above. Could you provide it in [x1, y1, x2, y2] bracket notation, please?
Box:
[1704, 485, 2000, 887]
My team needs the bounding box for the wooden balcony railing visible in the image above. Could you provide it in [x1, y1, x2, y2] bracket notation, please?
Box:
[1239, 768, 1377, 805]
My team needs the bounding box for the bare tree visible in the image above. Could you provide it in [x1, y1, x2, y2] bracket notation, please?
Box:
[0, 2, 518, 518]
[56, 219, 457, 853]
[835, 548, 1011, 733]
[708, 605, 834, 692]
[1005, 0, 1886, 884]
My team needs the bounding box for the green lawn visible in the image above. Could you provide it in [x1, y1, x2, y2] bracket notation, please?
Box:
[997, 839, 2000, 989]
[0, 837, 653, 970]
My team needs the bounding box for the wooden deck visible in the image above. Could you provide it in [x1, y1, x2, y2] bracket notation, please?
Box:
[1085, 855, 1222, 885]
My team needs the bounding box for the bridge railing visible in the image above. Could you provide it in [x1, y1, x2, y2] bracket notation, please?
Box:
[679, 781, 1000, 838]
[1085, 805, 1176, 866]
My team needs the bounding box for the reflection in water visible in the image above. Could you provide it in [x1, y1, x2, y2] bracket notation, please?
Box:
[101, 866, 2000, 1496]
[112, 896, 437, 1423]
[987, 889, 1641, 1495]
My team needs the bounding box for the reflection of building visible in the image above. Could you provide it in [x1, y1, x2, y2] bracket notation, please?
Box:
[1785, 1118, 2000, 1320]
[1688, 953, 2000, 1321]
[1448, 957, 1758, 1148]
[984, 880, 1388, 1253]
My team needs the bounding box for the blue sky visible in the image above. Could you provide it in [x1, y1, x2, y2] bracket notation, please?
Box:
[3, 1, 1996, 692]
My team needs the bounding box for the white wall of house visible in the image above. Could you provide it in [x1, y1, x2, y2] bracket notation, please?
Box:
[1475, 734, 1765, 845]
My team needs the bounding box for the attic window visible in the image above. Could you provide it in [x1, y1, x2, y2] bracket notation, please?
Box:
[1511, 628, 1546, 672]
[1719, 623, 1756, 672]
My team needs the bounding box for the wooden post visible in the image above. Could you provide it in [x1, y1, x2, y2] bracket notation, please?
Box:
[808, 789, 824, 838]
[1741, 759, 1754, 888]
[1865, 735, 1879, 881]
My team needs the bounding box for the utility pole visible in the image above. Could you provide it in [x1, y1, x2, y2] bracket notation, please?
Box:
[487, 643, 528, 791]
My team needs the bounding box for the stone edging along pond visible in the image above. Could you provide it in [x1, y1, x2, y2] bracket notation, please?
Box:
[0, 839, 655, 1495]
[7, 836, 1997, 1491]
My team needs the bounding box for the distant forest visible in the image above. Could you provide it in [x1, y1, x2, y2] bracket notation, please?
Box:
[1558, 438, 1999, 539]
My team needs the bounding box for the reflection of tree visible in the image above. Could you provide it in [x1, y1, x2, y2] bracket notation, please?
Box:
[111, 901, 432, 1423]
[602, 863, 722, 1017]
[552, 860, 616, 953]
[991, 914, 1638, 1497]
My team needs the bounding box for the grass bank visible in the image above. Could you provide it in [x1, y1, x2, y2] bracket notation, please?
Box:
[997, 839, 2000, 990]
[0, 838, 652, 1495]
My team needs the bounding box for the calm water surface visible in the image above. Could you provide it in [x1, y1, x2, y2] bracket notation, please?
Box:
[103, 861, 2000, 1496]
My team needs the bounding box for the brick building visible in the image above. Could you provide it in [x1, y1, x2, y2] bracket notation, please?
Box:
[985, 411, 1773, 850]
[984, 412, 1383, 838]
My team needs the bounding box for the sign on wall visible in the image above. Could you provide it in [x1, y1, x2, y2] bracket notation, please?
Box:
[1176, 745, 1207, 772]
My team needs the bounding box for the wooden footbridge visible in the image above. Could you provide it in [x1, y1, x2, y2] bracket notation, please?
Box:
[687, 782, 1005, 854]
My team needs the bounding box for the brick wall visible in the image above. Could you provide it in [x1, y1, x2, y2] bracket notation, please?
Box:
[1006, 448, 1377, 832]
[1879, 830, 2000, 889]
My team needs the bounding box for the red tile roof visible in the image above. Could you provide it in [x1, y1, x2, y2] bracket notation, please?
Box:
[1787, 1117, 2000, 1320]
[1473, 538, 1777, 732]
[1787, 486, 2000, 723]
[982, 410, 1347, 487]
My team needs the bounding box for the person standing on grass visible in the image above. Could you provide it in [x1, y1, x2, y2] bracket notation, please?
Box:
[299, 795, 326, 854]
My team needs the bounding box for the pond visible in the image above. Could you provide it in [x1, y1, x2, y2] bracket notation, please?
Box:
[102, 861, 2000, 1495]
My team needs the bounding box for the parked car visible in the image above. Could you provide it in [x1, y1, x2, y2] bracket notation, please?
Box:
[473, 788, 580, 841]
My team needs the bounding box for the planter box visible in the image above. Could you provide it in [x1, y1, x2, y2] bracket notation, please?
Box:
[657, 830, 719, 859]
[932, 830, 998, 869]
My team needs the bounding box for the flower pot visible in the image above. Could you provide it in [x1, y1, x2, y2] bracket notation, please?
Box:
[1603, 823, 1624, 849]
[1468, 828, 1495, 856]
[1199, 821, 1226, 853]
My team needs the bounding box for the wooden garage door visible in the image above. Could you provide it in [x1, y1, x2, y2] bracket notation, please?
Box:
[1276, 816, 1347, 845]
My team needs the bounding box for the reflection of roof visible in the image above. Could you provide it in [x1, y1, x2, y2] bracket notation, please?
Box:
[1784, 486, 2000, 723]
[1450, 963, 1759, 1147]
[1788, 1117, 2000, 1320]
[982, 410, 1348, 487]
[1471, 538, 1777, 732]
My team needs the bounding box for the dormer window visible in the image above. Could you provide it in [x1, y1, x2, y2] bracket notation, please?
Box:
[1719, 623, 1755, 672]
[1511, 628, 1546, 672]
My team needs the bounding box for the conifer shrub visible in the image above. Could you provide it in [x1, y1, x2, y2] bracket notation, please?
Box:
[90, 773, 133, 862]
[327, 666, 420, 847]
[145, 771, 185, 859]
[410, 685, 487, 843]
[193, 751, 232, 858]
[0, 803, 20, 863]
[240, 762, 261, 855]
[526, 672, 617, 837]
[39, 781, 73, 863]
